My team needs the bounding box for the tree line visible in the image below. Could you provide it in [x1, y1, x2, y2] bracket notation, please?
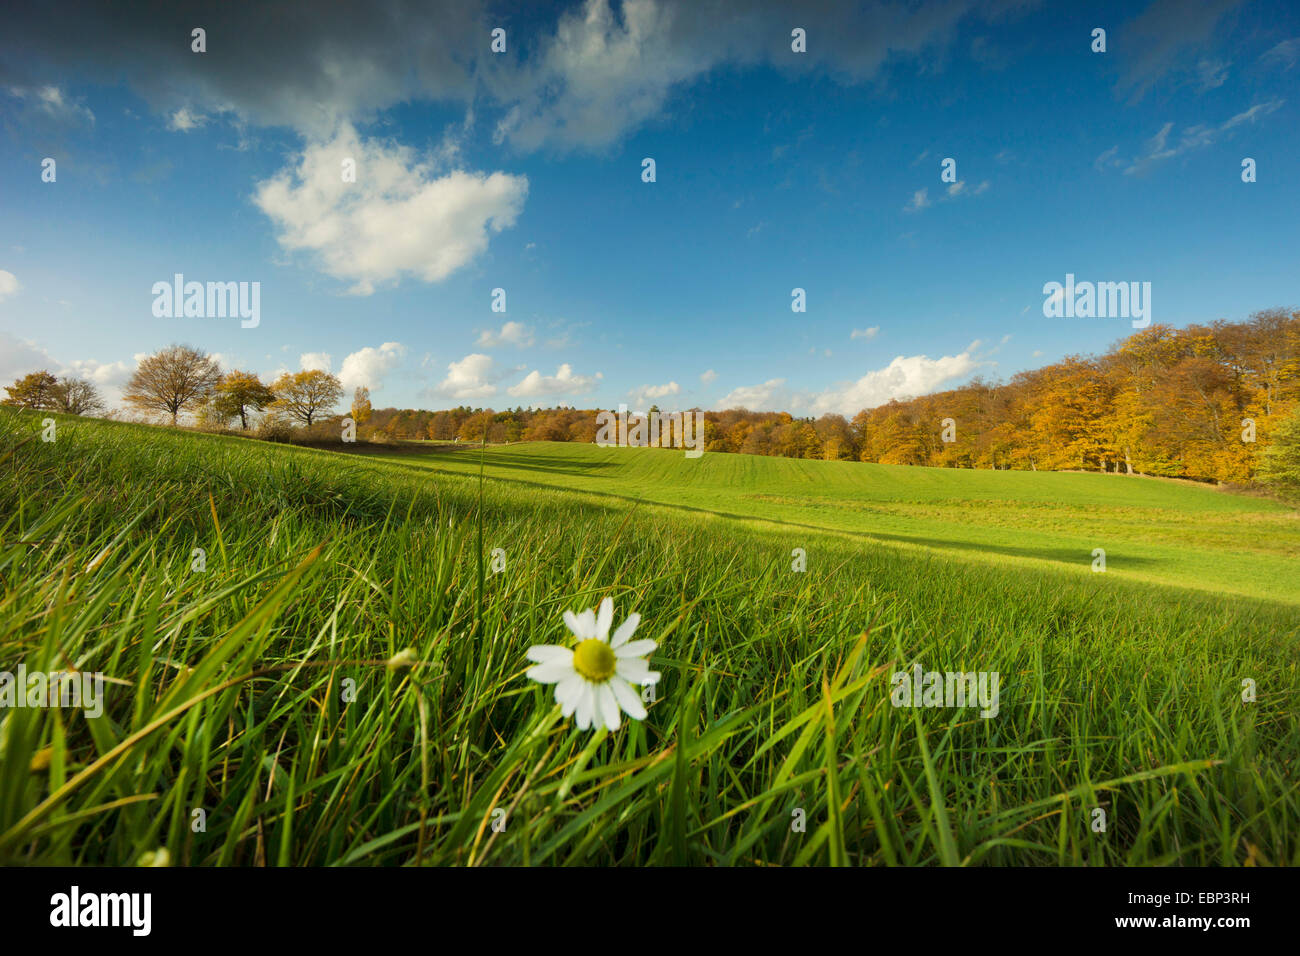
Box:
[4, 308, 1298, 493]
[2, 344, 373, 437]
[365, 307, 1300, 491]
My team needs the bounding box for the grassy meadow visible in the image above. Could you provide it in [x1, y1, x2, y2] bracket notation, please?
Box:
[1, 409, 1298, 866]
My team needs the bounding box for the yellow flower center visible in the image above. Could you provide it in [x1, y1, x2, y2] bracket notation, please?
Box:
[573, 638, 616, 682]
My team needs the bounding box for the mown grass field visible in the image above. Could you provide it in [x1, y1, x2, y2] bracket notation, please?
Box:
[1, 410, 1298, 866]
[377, 440, 1300, 605]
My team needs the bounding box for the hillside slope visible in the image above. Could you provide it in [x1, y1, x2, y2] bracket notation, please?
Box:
[2, 411, 1297, 866]
[377, 441, 1300, 604]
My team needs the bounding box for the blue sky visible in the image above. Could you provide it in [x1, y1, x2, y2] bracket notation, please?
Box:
[1, 0, 1297, 416]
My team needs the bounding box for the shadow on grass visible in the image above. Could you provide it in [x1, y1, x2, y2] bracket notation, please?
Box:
[372, 445, 622, 479]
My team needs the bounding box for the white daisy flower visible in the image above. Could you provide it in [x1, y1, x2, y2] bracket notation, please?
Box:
[525, 597, 660, 731]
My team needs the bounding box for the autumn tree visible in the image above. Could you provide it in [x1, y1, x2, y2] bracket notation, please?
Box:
[50, 378, 105, 415]
[271, 369, 343, 427]
[2, 370, 60, 409]
[1257, 404, 1300, 495]
[814, 413, 854, 460]
[211, 370, 275, 429]
[350, 386, 373, 426]
[123, 345, 222, 425]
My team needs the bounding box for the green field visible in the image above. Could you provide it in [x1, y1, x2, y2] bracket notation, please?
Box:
[375, 441, 1300, 605]
[2, 411, 1298, 866]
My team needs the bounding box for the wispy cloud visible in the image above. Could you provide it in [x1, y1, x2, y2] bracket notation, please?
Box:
[1259, 38, 1299, 71]
[1103, 99, 1285, 176]
[6, 85, 95, 126]
[1114, 0, 1243, 101]
[477, 321, 535, 348]
[905, 180, 988, 212]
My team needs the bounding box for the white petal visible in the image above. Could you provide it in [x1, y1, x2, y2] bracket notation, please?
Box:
[595, 598, 614, 641]
[526, 645, 573, 664]
[610, 677, 648, 720]
[596, 682, 620, 731]
[526, 659, 574, 684]
[575, 683, 595, 730]
[610, 613, 641, 648]
[579, 608, 597, 641]
[563, 610, 589, 640]
[616, 659, 660, 685]
[556, 674, 583, 717]
[614, 639, 656, 658]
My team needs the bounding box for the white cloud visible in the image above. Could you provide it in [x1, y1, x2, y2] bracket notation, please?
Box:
[719, 378, 788, 411]
[850, 326, 879, 340]
[435, 353, 499, 400]
[806, 348, 982, 417]
[340, 341, 406, 393]
[63, 357, 133, 389]
[253, 124, 528, 295]
[167, 107, 208, 131]
[0, 270, 19, 301]
[62, 357, 134, 407]
[699, 368, 717, 384]
[492, 0, 709, 152]
[508, 363, 601, 398]
[299, 352, 332, 372]
[0, 331, 53, 386]
[629, 380, 680, 408]
[0, 332, 135, 408]
[476, 320, 535, 348]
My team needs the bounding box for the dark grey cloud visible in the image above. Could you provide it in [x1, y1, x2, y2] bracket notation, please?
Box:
[1, 0, 1040, 150]
[0, 0, 484, 137]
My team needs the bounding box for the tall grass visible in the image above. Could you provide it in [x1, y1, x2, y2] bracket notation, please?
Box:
[1, 409, 1296, 865]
